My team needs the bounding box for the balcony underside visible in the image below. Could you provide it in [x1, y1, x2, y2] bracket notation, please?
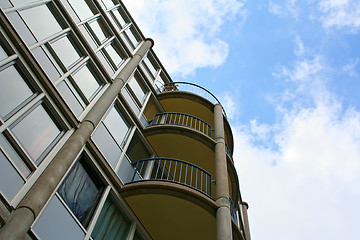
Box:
[121, 181, 217, 240]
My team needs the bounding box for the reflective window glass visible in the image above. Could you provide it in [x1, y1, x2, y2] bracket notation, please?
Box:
[20, 5, 62, 41]
[104, 44, 122, 68]
[103, 107, 131, 148]
[67, 0, 94, 21]
[101, 0, 115, 9]
[126, 28, 139, 48]
[12, 104, 61, 164]
[58, 160, 102, 227]
[91, 198, 131, 240]
[143, 57, 157, 76]
[0, 64, 33, 118]
[32, 47, 60, 82]
[133, 231, 144, 240]
[72, 64, 101, 101]
[0, 134, 31, 178]
[33, 196, 85, 240]
[0, 149, 24, 201]
[51, 35, 81, 69]
[112, 9, 126, 27]
[128, 77, 146, 104]
[92, 123, 121, 168]
[117, 154, 136, 183]
[122, 88, 140, 115]
[0, 44, 8, 61]
[89, 20, 108, 44]
[57, 81, 84, 117]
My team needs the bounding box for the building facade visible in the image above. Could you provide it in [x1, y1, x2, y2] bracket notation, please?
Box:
[0, 0, 250, 239]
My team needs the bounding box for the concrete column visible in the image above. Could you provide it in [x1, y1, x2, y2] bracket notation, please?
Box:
[214, 104, 233, 240]
[0, 39, 153, 240]
[241, 202, 251, 240]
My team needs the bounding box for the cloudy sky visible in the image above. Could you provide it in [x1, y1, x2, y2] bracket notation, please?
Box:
[122, 0, 360, 239]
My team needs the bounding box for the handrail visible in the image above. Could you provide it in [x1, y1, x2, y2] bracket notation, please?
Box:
[162, 82, 227, 118]
[149, 112, 213, 138]
[130, 158, 213, 198]
[229, 197, 239, 226]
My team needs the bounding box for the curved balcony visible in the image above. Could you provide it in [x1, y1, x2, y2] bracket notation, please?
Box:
[162, 82, 227, 118]
[130, 158, 213, 198]
[149, 112, 213, 138]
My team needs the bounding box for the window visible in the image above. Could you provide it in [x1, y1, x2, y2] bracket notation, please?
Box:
[92, 105, 131, 168]
[19, 4, 63, 42]
[0, 43, 8, 61]
[50, 34, 82, 70]
[10, 103, 62, 165]
[71, 63, 102, 101]
[0, 63, 34, 119]
[67, 0, 94, 21]
[33, 158, 103, 239]
[91, 197, 131, 240]
[57, 159, 103, 227]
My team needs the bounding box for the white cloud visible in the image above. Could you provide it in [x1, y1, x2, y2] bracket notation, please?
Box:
[343, 58, 360, 77]
[268, 0, 300, 19]
[122, 0, 247, 77]
[235, 43, 360, 239]
[319, 0, 360, 32]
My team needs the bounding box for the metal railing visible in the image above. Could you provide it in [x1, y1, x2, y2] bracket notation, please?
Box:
[130, 158, 213, 198]
[229, 197, 239, 226]
[149, 112, 213, 138]
[162, 82, 227, 118]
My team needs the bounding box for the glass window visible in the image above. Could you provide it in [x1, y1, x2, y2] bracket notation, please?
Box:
[112, 9, 127, 28]
[67, 0, 94, 21]
[126, 28, 139, 48]
[20, 4, 62, 41]
[92, 123, 122, 168]
[143, 57, 157, 77]
[0, 134, 31, 178]
[32, 46, 60, 82]
[133, 231, 144, 240]
[117, 154, 136, 183]
[72, 64, 101, 101]
[88, 19, 108, 44]
[0, 64, 34, 118]
[33, 195, 85, 240]
[122, 88, 140, 115]
[104, 43, 123, 68]
[0, 149, 24, 201]
[128, 76, 146, 104]
[11, 103, 61, 164]
[103, 107, 131, 148]
[100, 0, 115, 9]
[91, 198, 131, 240]
[57, 81, 84, 117]
[57, 160, 103, 227]
[51, 35, 81, 69]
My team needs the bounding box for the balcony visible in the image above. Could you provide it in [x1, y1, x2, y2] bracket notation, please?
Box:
[130, 157, 213, 198]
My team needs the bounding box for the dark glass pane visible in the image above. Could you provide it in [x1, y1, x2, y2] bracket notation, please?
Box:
[67, 0, 94, 21]
[12, 104, 61, 163]
[51, 35, 81, 69]
[33, 196, 85, 240]
[91, 198, 131, 240]
[0, 64, 33, 118]
[103, 107, 131, 147]
[72, 64, 100, 100]
[57, 81, 84, 117]
[117, 154, 137, 183]
[92, 123, 121, 168]
[0, 149, 24, 201]
[20, 5, 62, 41]
[57, 160, 102, 227]
[126, 133, 151, 163]
[133, 231, 144, 240]
[0, 134, 31, 178]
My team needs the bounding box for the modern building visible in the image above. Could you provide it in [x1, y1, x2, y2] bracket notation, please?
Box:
[0, 0, 250, 239]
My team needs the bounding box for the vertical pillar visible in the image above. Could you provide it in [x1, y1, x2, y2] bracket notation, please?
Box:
[214, 104, 233, 240]
[241, 202, 251, 240]
[0, 39, 153, 240]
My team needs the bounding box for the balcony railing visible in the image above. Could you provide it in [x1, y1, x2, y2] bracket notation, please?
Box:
[161, 82, 227, 118]
[130, 158, 213, 198]
[149, 112, 213, 138]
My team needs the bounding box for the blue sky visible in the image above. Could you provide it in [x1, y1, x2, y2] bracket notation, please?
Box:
[123, 0, 360, 239]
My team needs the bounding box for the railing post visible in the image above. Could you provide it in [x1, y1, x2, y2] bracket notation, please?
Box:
[0, 39, 154, 240]
[214, 103, 232, 240]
